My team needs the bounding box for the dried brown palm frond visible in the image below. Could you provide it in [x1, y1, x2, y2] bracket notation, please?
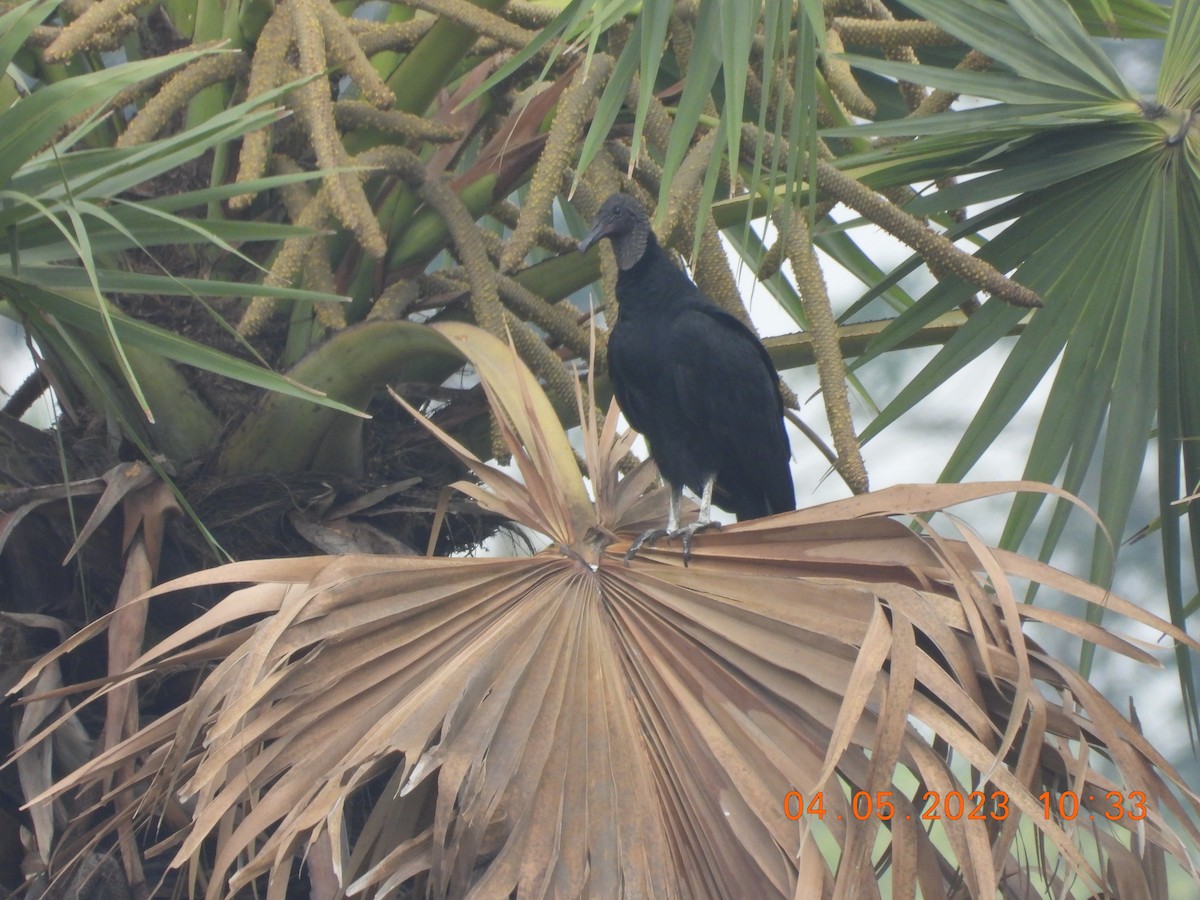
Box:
[12, 323, 1200, 899]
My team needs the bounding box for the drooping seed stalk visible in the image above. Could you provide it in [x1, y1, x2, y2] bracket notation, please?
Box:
[781, 208, 869, 494]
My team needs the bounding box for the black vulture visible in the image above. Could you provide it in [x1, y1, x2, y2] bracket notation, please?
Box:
[578, 193, 795, 560]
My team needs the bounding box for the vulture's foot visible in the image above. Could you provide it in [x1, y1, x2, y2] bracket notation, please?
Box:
[675, 520, 720, 566]
[623, 527, 671, 565]
[622, 521, 721, 566]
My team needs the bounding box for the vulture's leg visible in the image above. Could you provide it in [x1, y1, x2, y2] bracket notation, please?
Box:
[622, 485, 681, 565]
[624, 480, 720, 566]
[673, 474, 720, 565]
[696, 476, 713, 525]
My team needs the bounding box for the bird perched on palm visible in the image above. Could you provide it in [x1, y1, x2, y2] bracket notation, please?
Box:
[578, 193, 795, 562]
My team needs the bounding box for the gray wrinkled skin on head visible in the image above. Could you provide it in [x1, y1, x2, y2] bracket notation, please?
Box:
[580, 194, 652, 270]
[611, 221, 649, 270]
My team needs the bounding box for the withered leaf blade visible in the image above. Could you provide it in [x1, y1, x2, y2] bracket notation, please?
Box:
[22, 325, 1200, 898]
[31, 501, 1200, 898]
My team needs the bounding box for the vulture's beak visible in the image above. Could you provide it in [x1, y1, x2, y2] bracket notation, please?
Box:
[577, 220, 613, 254]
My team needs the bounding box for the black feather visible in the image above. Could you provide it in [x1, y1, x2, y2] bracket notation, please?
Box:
[580, 194, 795, 521]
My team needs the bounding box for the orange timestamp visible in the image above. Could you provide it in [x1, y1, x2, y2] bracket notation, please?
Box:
[783, 790, 1149, 823]
[1038, 790, 1147, 821]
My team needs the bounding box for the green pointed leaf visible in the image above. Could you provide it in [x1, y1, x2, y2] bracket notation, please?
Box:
[897, 0, 1130, 98]
[658, 0, 722, 213]
[456, 0, 591, 108]
[628, 0, 672, 167]
[0, 0, 62, 74]
[716, 0, 755, 195]
[1159, 0, 1200, 109]
[1071, 0, 1169, 38]
[837, 53, 1113, 106]
[576, 15, 640, 181]
[16, 266, 345, 304]
[1008, 0, 1131, 97]
[1, 280, 361, 415]
[0, 53, 210, 186]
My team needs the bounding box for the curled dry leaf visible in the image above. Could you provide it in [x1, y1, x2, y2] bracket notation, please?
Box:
[12, 324, 1200, 898]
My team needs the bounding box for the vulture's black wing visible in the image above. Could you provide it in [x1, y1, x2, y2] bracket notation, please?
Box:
[665, 305, 795, 520]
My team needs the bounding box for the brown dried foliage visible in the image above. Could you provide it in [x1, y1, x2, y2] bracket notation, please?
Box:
[11, 325, 1200, 899]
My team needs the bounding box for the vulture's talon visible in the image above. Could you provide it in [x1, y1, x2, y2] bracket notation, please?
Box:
[677, 520, 720, 566]
[623, 521, 721, 566]
[624, 527, 671, 565]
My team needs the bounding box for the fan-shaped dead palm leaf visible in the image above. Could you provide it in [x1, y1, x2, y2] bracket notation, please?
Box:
[11, 324, 1200, 898]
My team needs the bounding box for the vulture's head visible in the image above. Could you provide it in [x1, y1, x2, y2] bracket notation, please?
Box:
[578, 193, 651, 271]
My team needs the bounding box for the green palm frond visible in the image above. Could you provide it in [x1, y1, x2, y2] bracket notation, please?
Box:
[826, 0, 1200, 730]
[0, 17, 357, 456]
